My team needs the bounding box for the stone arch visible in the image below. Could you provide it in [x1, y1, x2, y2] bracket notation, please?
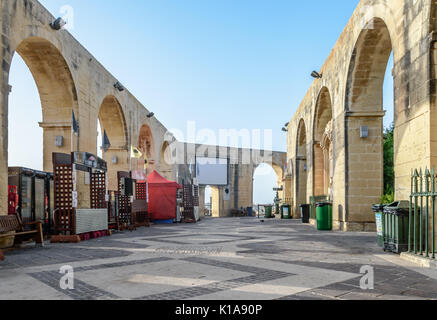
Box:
[7, 36, 79, 172]
[345, 18, 392, 113]
[295, 119, 308, 214]
[313, 87, 333, 197]
[138, 124, 156, 177]
[344, 17, 393, 227]
[252, 162, 282, 206]
[98, 95, 129, 189]
[160, 140, 173, 179]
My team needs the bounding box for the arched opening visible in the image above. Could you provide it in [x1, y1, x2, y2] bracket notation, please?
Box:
[253, 163, 280, 214]
[345, 17, 393, 227]
[204, 185, 212, 216]
[296, 119, 308, 215]
[7, 37, 79, 172]
[98, 95, 128, 190]
[160, 141, 173, 180]
[8, 54, 42, 170]
[313, 87, 333, 198]
[137, 124, 156, 178]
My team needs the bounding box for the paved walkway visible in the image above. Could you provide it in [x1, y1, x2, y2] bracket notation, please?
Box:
[1, 217, 436, 300]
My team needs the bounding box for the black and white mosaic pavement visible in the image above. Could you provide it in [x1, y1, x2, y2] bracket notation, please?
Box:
[1, 218, 437, 300]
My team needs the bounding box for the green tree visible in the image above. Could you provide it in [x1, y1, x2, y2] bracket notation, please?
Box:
[383, 123, 394, 196]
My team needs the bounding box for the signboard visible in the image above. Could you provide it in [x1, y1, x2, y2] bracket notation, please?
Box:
[72, 152, 107, 171]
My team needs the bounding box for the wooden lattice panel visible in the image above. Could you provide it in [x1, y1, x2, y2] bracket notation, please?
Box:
[53, 164, 74, 235]
[193, 185, 199, 207]
[91, 171, 107, 209]
[135, 182, 147, 200]
[182, 184, 196, 223]
[117, 172, 132, 226]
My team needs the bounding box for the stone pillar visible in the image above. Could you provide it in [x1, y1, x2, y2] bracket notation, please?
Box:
[101, 147, 129, 190]
[313, 144, 325, 196]
[198, 186, 205, 218]
[211, 187, 220, 217]
[0, 75, 9, 216]
[39, 122, 73, 172]
[345, 112, 384, 231]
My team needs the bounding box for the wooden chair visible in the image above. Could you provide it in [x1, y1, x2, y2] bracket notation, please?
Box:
[0, 215, 44, 250]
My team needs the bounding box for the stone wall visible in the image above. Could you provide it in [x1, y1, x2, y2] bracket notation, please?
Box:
[287, 0, 437, 231]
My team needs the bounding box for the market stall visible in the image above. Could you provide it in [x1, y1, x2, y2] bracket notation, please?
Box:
[8, 167, 54, 235]
[147, 171, 182, 223]
[51, 152, 109, 241]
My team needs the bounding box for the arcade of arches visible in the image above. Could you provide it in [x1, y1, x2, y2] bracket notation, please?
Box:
[287, 0, 437, 231]
[2, 0, 437, 230]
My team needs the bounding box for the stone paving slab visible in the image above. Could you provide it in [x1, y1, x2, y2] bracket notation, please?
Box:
[1, 218, 437, 300]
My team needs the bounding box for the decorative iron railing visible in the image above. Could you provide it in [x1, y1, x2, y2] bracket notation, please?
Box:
[409, 169, 436, 259]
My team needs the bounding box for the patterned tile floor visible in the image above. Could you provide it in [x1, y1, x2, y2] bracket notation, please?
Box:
[1, 217, 436, 300]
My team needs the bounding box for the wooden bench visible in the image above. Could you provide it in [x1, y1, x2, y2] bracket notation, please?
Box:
[0, 215, 44, 253]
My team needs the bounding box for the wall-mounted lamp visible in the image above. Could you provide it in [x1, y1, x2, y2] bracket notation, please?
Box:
[55, 136, 64, 147]
[360, 126, 369, 139]
[284, 122, 289, 127]
[114, 81, 125, 92]
[282, 127, 288, 132]
[50, 18, 67, 31]
[311, 71, 323, 79]
[147, 112, 155, 118]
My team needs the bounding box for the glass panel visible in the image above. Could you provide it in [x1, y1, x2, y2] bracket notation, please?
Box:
[35, 178, 45, 221]
[21, 176, 32, 223]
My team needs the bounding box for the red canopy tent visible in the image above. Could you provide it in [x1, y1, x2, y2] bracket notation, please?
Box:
[147, 171, 182, 221]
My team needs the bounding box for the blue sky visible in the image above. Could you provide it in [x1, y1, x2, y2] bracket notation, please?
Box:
[8, 0, 394, 204]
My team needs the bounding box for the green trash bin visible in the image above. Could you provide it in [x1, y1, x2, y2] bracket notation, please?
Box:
[372, 204, 386, 247]
[264, 206, 273, 219]
[383, 201, 410, 254]
[281, 205, 291, 219]
[316, 202, 332, 231]
[310, 196, 327, 220]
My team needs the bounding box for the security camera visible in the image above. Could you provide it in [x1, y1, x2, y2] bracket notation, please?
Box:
[114, 81, 125, 92]
[50, 18, 66, 31]
[311, 71, 323, 79]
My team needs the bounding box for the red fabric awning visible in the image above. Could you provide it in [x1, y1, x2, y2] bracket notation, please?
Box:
[147, 170, 182, 189]
[147, 171, 181, 220]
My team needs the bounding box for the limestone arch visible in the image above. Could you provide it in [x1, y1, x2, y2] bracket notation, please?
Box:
[160, 140, 173, 179]
[313, 87, 333, 197]
[98, 95, 129, 189]
[252, 162, 282, 206]
[344, 17, 393, 225]
[295, 119, 308, 214]
[6, 36, 79, 172]
[137, 124, 156, 177]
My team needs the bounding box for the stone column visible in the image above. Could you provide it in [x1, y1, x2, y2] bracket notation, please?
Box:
[39, 122, 73, 172]
[101, 147, 129, 190]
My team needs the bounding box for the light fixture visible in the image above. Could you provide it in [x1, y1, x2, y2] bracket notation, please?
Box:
[50, 17, 66, 31]
[114, 81, 125, 92]
[311, 71, 323, 79]
[147, 112, 155, 118]
[284, 122, 289, 127]
[360, 126, 369, 138]
[55, 136, 64, 147]
[282, 127, 288, 132]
